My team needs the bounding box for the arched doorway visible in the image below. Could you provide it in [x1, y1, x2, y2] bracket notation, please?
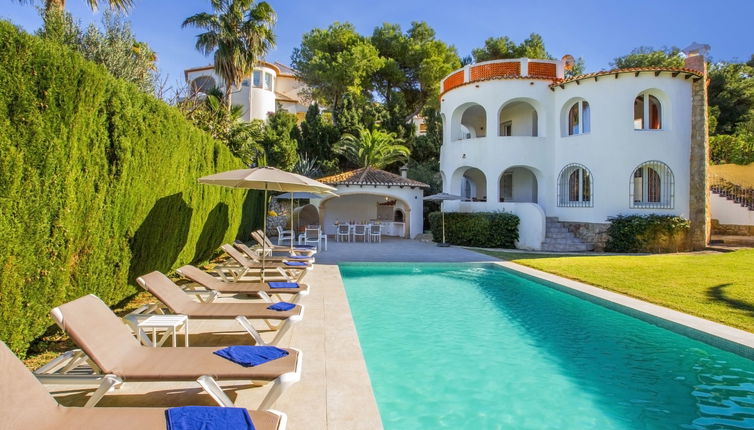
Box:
[498, 100, 540, 136]
[451, 167, 487, 201]
[498, 167, 538, 203]
[451, 103, 487, 141]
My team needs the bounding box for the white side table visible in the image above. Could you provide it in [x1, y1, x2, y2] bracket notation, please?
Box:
[137, 315, 189, 347]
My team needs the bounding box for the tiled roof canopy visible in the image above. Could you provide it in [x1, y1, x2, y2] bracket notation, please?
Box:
[317, 167, 429, 188]
[551, 67, 704, 89]
[440, 65, 705, 96]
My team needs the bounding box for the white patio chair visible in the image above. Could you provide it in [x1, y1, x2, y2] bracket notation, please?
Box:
[336, 224, 350, 242]
[303, 227, 322, 250]
[369, 224, 382, 243]
[276, 225, 294, 245]
[352, 224, 367, 243]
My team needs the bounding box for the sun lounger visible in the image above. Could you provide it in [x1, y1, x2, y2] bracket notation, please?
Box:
[38, 295, 301, 410]
[216, 244, 311, 282]
[2, 341, 287, 430]
[136, 271, 303, 346]
[251, 231, 317, 257]
[176, 264, 310, 304]
[234, 240, 314, 264]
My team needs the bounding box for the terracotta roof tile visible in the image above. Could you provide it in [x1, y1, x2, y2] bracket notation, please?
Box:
[440, 66, 704, 96]
[317, 167, 429, 188]
[551, 67, 704, 88]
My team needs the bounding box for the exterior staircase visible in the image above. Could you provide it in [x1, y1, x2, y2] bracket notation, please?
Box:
[710, 175, 754, 211]
[541, 217, 594, 252]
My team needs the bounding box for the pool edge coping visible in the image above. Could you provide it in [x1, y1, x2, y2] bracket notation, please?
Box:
[494, 260, 754, 359]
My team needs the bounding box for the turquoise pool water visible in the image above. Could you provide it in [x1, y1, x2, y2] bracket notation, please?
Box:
[339, 263, 754, 429]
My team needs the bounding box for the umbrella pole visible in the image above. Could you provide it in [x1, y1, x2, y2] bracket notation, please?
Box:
[442, 210, 446, 244]
[262, 184, 268, 282]
[290, 194, 294, 255]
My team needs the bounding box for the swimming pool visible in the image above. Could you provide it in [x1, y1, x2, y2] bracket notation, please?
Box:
[339, 263, 754, 429]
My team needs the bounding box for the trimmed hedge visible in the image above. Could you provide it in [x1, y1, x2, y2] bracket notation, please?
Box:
[605, 214, 690, 253]
[428, 212, 519, 248]
[0, 21, 261, 356]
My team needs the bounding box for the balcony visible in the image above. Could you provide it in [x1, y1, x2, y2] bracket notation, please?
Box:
[441, 58, 563, 94]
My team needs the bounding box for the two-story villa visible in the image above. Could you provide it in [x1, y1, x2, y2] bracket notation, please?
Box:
[184, 62, 310, 122]
[439, 49, 709, 251]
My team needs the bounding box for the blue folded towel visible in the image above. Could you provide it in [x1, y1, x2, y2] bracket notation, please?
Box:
[267, 301, 296, 311]
[268, 282, 299, 289]
[284, 261, 307, 266]
[213, 345, 289, 367]
[165, 406, 255, 430]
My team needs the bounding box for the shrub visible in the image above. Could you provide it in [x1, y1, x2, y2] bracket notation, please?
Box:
[0, 21, 260, 356]
[428, 212, 519, 248]
[605, 214, 690, 253]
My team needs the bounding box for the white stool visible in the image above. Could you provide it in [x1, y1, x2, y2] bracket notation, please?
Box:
[137, 315, 189, 347]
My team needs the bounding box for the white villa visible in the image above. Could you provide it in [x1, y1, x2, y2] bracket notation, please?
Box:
[439, 51, 710, 251]
[185, 62, 310, 122]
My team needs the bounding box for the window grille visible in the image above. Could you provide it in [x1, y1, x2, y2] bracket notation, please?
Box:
[557, 164, 593, 207]
[629, 161, 674, 209]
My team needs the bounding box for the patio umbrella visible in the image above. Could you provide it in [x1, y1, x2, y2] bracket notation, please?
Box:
[423, 192, 463, 247]
[198, 167, 336, 276]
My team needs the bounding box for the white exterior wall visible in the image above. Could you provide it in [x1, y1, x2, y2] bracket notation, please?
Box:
[550, 76, 692, 223]
[440, 71, 695, 249]
[313, 185, 425, 238]
[711, 192, 754, 225]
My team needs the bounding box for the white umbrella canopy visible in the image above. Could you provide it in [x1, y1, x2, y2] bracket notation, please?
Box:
[198, 167, 337, 275]
[423, 192, 463, 247]
[198, 167, 337, 194]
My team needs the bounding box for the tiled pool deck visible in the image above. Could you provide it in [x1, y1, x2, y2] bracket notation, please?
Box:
[44, 239, 754, 429]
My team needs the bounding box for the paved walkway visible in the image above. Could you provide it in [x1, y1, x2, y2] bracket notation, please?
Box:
[312, 237, 499, 264]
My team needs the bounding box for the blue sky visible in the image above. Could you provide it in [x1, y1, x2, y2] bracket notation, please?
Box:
[3, 0, 753, 90]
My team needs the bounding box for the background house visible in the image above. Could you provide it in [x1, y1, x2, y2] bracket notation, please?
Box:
[185, 61, 310, 122]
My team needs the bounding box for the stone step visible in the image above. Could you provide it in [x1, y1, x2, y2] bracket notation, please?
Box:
[542, 237, 585, 245]
[545, 232, 577, 240]
[541, 217, 594, 252]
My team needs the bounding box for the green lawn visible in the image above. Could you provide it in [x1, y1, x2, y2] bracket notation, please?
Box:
[473, 249, 754, 332]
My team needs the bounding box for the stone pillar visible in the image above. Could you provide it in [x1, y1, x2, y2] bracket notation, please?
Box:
[686, 54, 710, 249]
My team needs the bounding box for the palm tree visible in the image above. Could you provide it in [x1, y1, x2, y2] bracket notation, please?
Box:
[334, 128, 411, 169]
[183, 0, 276, 111]
[17, 0, 133, 12]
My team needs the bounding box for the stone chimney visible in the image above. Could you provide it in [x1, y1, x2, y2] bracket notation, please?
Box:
[683, 42, 711, 250]
[399, 165, 408, 178]
[683, 42, 710, 72]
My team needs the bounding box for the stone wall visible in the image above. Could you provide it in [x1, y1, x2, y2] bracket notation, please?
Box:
[686, 55, 710, 249]
[560, 222, 611, 252]
[711, 219, 754, 236]
[266, 199, 291, 236]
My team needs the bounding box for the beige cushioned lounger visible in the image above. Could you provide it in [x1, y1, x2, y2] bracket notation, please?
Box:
[1, 341, 286, 429]
[46, 295, 302, 410]
[176, 265, 309, 304]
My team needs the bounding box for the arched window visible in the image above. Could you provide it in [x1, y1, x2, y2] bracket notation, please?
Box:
[630, 161, 674, 208]
[634, 92, 662, 130]
[190, 76, 216, 95]
[566, 100, 590, 136]
[558, 164, 592, 207]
